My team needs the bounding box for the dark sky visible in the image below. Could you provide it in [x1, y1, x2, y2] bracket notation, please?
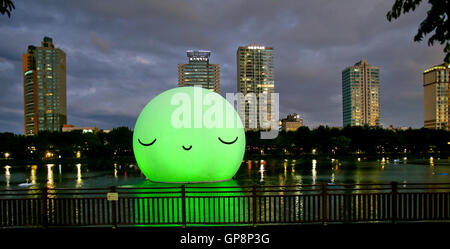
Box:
[0, 0, 445, 134]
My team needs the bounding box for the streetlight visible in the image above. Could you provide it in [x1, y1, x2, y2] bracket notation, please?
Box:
[4, 152, 10, 159]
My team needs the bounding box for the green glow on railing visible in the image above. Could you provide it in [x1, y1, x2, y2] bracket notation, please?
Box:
[130, 180, 248, 226]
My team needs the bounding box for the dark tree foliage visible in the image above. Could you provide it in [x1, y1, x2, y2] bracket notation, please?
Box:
[0, 126, 448, 160]
[245, 126, 449, 156]
[387, 0, 450, 62]
[0, 126, 134, 160]
[0, 0, 15, 18]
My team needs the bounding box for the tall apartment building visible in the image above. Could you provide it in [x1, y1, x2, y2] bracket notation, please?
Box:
[237, 44, 275, 129]
[342, 59, 380, 126]
[178, 50, 220, 93]
[423, 63, 449, 130]
[23, 37, 66, 135]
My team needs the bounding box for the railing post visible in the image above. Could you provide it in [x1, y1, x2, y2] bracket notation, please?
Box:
[391, 181, 398, 224]
[110, 186, 117, 229]
[181, 184, 186, 228]
[252, 185, 257, 227]
[41, 187, 48, 228]
[322, 183, 328, 226]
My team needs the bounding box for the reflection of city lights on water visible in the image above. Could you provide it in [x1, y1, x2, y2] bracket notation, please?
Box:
[4, 165, 11, 176]
[31, 165, 37, 184]
[114, 163, 118, 178]
[430, 157, 434, 166]
[283, 161, 287, 178]
[259, 163, 265, 182]
[312, 159, 317, 184]
[47, 164, 54, 186]
[5, 175, 10, 188]
[331, 173, 335, 183]
[312, 166, 317, 185]
[380, 157, 386, 169]
[76, 163, 83, 187]
[334, 164, 339, 171]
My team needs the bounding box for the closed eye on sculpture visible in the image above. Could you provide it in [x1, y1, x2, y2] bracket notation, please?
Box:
[218, 136, 238, 145]
[138, 138, 157, 146]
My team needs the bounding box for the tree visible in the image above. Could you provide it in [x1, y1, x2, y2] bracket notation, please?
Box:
[0, 0, 15, 18]
[387, 0, 450, 63]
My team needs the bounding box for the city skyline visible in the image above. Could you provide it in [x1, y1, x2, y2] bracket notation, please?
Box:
[23, 37, 67, 135]
[423, 63, 450, 130]
[237, 43, 275, 130]
[342, 59, 380, 127]
[178, 50, 220, 93]
[0, 0, 446, 134]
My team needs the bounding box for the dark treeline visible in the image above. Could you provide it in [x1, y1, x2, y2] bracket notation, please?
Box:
[0, 126, 449, 161]
[246, 125, 449, 157]
[0, 127, 133, 161]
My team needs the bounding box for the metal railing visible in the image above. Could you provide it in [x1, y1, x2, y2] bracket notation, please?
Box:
[0, 182, 449, 228]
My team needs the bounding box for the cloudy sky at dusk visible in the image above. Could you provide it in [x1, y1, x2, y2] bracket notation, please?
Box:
[0, 0, 445, 134]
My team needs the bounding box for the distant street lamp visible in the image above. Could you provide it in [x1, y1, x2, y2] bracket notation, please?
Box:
[4, 152, 10, 159]
[45, 151, 53, 158]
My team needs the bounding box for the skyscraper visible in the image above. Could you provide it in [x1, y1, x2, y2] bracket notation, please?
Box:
[237, 44, 275, 129]
[342, 59, 380, 126]
[23, 37, 66, 135]
[178, 50, 220, 93]
[423, 63, 449, 130]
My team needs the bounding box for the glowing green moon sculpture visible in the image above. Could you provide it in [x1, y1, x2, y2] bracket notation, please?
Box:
[133, 87, 245, 183]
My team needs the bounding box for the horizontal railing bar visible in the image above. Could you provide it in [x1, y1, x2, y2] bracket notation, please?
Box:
[116, 186, 184, 189]
[326, 188, 392, 191]
[397, 182, 450, 185]
[45, 193, 109, 196]
[0, 193, 41, 196]
[0, 188, 42, 192]
[397, 187, 450, 190]
[46, 197, 107, 200]
[185, 190, 253, 194]
[47, 188, 110, 191]
[116, 191, 182, 195]
[2, 182, 450, 192]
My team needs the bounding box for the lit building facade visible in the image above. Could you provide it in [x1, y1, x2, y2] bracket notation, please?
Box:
[178, 50, 220, 93]
[62, 124, 98, 133]
[23, 37, 67, 135]
[237, 44, 275, 130]
[423, 63, 450, 130]
[280, 113, 303, 131]
[342, 59, 380, 126]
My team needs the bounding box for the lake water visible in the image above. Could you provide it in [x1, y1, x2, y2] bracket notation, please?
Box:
[1, 157, 449, 189]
